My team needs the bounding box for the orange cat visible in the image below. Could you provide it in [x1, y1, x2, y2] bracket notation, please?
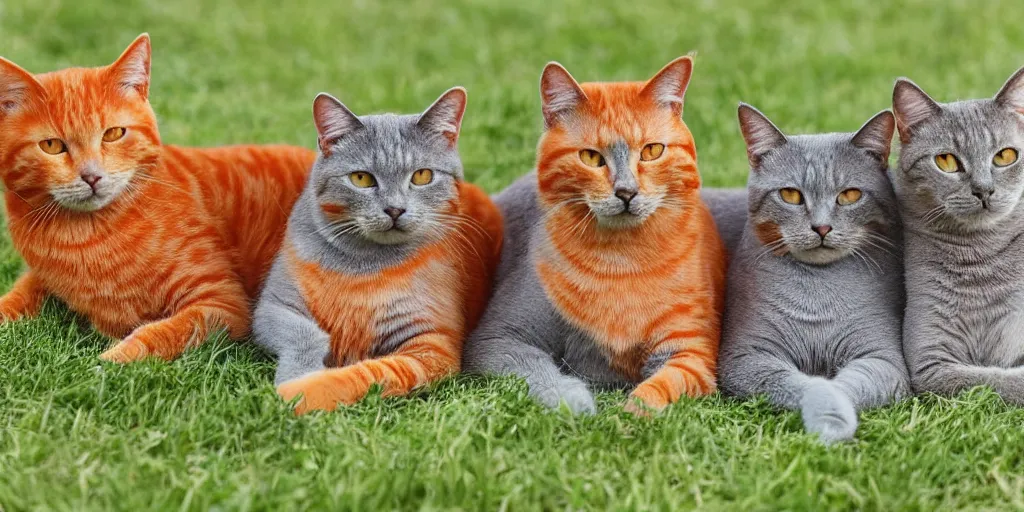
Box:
[463, 57, 726, 414]
[0, 34, 315, 362]
[252, 88, 502, 413]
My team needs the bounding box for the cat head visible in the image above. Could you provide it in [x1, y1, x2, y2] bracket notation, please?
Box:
[308, 87, 467, 247]
[892, 67, 1024, 232]
[535, 56, 700, 230]
[0, 34, 161, 212]
[738, 104, 897, 265]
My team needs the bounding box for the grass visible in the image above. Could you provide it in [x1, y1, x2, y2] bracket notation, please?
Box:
[2, 0, 1024, 509]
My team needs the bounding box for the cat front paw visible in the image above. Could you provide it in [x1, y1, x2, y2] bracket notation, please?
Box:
[800, 379, 858, 444]
[99, 335, 152, 363]
[276, 369, 367, 414]
[531, 377, 596, 415]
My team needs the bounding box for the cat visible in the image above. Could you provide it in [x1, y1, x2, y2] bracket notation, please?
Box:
[462, 56, 726, 415]
[253, 87, 503, 413]
[0, 34, 316, 362]
[716, 103, 910, 443]
[701, 188, 747, 254]
[891, 67, 1024, 403]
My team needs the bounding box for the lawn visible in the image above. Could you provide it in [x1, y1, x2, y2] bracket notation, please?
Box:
[2, 0, 1024, 509]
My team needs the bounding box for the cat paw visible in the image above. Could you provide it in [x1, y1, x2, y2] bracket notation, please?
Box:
[800, 379, 858, 444]
[531, 377, 596, 415]
[99, 336, 151, 363]
[277, 370, 366, 414]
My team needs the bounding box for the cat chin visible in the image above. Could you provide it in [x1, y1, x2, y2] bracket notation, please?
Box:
[789, 246, 849, 266]
[53, 193, 120, 212]
[594, 213, 647, 230]
[361, 229, 418, 246]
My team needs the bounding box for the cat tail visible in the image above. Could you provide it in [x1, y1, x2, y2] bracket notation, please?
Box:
[276, 330, 461, 413]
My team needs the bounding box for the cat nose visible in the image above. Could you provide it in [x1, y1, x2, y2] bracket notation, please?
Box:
[972, 190, 993, 208]
[384, 207, 406, 221]
[80, 171, 102, 189]
[812, 225, 832, 238]
[614, 189, 637, 206]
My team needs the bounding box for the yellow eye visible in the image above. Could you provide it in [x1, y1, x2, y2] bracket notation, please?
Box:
[640, 143, 664, 161]
[102, 127, 126, 142]
[780, 188, 804, 205]
[578, 149, 606, 167]
[411, 169, 434, 186]
[349, 172, 377, 188]
[38, 139, 67, 155]
[994, 148, 1018, 167]
[934, 153, 960, 173]
[837, 188, 862, 206]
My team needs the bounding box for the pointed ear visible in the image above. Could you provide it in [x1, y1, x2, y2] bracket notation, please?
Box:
[994, 65, 1024, 115]
[417, 86, 467, 146]
[892, 79, 941, 144]
[640, 55, 694, 115]
[109, 33, 151, 99]
[851, 110, 896, 166]
[312, 93, 364, 154]
[0, 57, 44, 116]
[540, 62, 587, 128]
[737, 103, 787, 169]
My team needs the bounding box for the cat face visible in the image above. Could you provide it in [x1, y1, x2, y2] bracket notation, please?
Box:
[891, 68, 1024, 232]
[0, 34, 161, 212]
[535, 57, 700, 230]
[738, 105, 897, 265]
[309, 88, 467, 247]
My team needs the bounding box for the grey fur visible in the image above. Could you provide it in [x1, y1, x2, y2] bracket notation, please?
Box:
[254, 88, 468, 385]
[701, 188, 747, 254]
[891, 67, 1024, 403]
[717, 104, 910, 443]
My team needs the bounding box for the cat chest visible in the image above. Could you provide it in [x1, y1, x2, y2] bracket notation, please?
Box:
[288, 254, 459, 366]
[535, 259, 686, 349]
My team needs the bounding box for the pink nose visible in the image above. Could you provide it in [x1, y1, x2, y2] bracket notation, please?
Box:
[81, 172, 102, 188]
[813, 225, 832, 238]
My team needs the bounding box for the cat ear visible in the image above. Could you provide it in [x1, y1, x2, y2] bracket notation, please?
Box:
[737, 103, 787, 169]
[892, 79, 941, 144]
[640, 55, 694, 115]
[851, 110, 896, 166]
[417, 86, 467, 146]
[994, 65, 1024, 115]
[109, 33, 151, 99]
[540, 62, 587, 128]
[0, 57, 44, 116]
[312, 92, 364, 154]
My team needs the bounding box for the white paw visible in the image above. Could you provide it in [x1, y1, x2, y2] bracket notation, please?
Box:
[800, 379, 858, 444]
[531, 377, 597, 415]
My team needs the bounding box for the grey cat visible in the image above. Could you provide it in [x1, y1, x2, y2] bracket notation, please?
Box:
[716, 104, 910, 443]
[253, 87, 474, 387]
[891, 67, 1024, 403]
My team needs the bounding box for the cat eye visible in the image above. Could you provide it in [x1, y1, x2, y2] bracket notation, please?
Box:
[993, 148, 1018, 167]
[578, 149, 606, 167]
[779, 188, 804, 205]
[411, 169, 434, 186]
[349, 172, 377, 188]
[640, 143, 665, 161]
[837, 188, 862, 206]
[38, 139, 67, 155]
[102, 127, 127, 142]
[934, 153, 960, 173]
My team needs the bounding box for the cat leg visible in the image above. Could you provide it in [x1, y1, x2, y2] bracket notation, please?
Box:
[276, 330, 462, 414]
[799, 377, 858, 444]
[252, 300, 331, 385]
[99, 271, 249, 363]
[628, 336, 718, 414]
[0, 271, 48, 322]
[913, 360, 1024, 406]
[465, 336, 596, 414]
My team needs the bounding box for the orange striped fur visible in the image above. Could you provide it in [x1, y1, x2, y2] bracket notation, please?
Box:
[535, 59, 726, 413]
[0, 35, 315, 361]
[276, 182, 502, 413]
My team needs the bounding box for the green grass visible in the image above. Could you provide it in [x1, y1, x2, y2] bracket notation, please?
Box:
[2, 0, 1024, 509]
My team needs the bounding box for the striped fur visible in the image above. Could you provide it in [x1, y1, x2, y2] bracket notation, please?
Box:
[0, 35, 315, 361]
